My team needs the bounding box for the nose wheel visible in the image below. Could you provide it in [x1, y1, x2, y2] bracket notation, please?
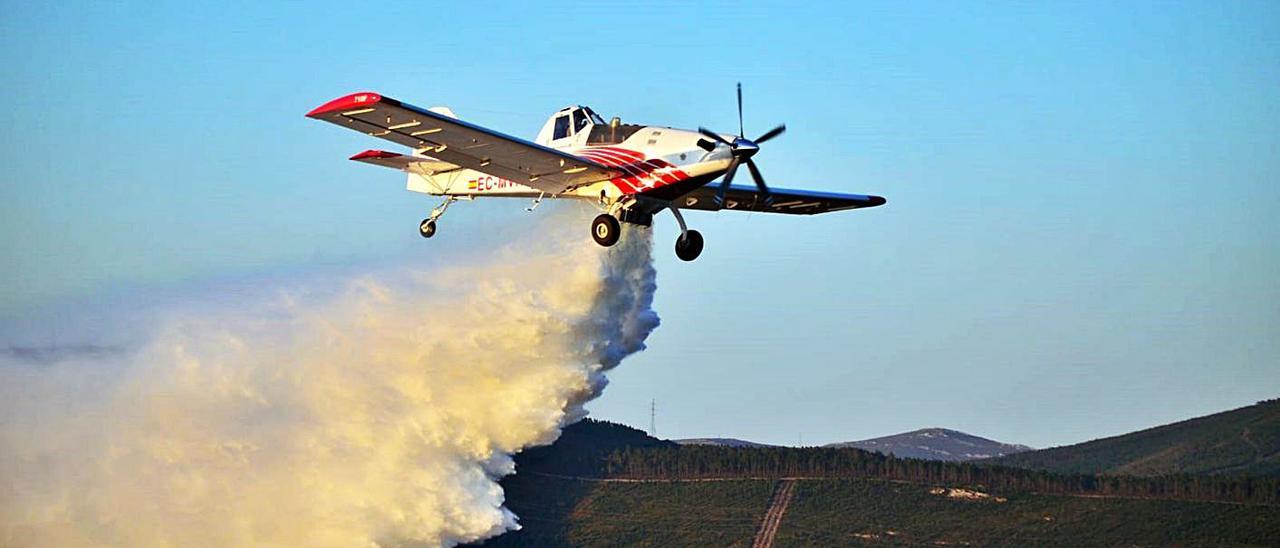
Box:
[675, 230, 704, 261]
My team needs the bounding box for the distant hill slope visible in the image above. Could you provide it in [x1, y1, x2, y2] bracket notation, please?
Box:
[991, 399, 1280, 477]
[825, 428, 1031, 461]
[674, 437, 776, 448]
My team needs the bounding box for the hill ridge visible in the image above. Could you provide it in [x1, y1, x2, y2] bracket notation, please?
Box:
[990, 398, 1280, 476]
[825, 427, 1031, 461]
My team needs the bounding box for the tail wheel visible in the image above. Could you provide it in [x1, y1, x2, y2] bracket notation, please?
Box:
[419, 219, 437, 239]
[592, 214, 621, 247]
[675, 230, 704, 261]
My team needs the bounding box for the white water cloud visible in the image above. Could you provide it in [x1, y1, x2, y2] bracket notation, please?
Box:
[0, 209, 658, 547]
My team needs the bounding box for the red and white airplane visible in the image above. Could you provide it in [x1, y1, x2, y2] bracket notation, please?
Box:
[306, 85, 885, 261]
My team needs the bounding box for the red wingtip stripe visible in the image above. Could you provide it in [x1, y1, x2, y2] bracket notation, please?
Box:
[306, 92, 383, 117]
[349, 149, 401, 161]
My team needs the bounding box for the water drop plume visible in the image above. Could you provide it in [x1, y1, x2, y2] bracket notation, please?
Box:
[0, 208, 659, 546]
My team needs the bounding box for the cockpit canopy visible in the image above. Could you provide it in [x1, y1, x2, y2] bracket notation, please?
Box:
[538, 106, 604, 145]
[536, 105, 647, 147]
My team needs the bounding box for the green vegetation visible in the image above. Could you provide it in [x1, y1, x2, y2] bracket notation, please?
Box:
[780, 479, 1280, 547]
[482, 475, 1280, 547]
[602, 443, 1279, 505]
[471, 416, 1280, 546]
[486, 475, 771, 547]
[991, 399, 1280, 477]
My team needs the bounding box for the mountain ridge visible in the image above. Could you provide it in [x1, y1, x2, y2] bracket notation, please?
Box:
[673, 437, 777, 448]
[824, 427, 1032, 461]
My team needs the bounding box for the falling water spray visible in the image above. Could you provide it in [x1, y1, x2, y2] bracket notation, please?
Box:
[0, 209, 659, 547]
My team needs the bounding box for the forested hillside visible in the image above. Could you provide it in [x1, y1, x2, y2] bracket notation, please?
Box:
[518, 419, 1278, 505]
[992, 399, 1280, 476]
[602, 443, 1278, 505]
[475, 419, 1280, 547]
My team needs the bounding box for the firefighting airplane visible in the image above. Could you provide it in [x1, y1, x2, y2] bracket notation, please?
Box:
[306, 85, 885, 261]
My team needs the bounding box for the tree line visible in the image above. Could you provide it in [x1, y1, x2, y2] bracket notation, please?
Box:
[590, 445, 1280, 505]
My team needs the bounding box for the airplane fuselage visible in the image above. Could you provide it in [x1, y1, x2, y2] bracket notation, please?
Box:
[406, 125, 734, 210]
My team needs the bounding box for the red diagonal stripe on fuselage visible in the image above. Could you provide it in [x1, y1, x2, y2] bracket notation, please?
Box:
[576, 150, 642, 193]
[577, 152, 642, 183]
[641, 159, 682, 184]
[580, 149, 656, 182]
[589, 152, 661, 191]
[577, 150, 649, 186]
[575, 147, 689, 195]
[590, 146, 646, 160]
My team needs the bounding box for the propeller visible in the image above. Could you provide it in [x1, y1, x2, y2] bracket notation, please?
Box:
[697, 83, 786, 207]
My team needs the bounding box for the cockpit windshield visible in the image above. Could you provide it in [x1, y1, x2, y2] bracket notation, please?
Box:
[572, 109, 590, 133]
[573, 107, 606, 133]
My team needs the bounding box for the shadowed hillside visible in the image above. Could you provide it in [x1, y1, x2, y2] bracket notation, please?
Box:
[991, 399, 1280, 477]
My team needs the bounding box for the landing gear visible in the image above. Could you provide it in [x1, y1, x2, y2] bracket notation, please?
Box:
[675, 229, 704, 261]
[592, 204, 706, 261]
[592, 214, 621, 247]
[418, 196, 455, 240]
[419, 219, 437, 238]
[667, 206, 704, 262]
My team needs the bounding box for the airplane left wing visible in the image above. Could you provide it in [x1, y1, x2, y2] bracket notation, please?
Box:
[307, 92, 620, 194]
[674, 185, 886, 214]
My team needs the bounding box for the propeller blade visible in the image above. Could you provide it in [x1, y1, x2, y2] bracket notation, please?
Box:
[714, 156, 741, 206]
[736, 82, 744, 137]
[698, 127, 732, 147]
[755, 124, 786, 144]
[745, 159, 774, 205]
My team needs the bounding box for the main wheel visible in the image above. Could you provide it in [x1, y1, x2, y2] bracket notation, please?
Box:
[674, 229, 704, 261]
[591, 214, 621, 247]
[419, 219, 437, 239]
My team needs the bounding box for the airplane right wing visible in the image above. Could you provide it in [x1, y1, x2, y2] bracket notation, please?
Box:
[307, 92, 622, 194]
[675, 185, 887, 214]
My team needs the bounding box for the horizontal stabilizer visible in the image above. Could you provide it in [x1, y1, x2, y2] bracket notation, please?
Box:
[349, 149, 459, 173]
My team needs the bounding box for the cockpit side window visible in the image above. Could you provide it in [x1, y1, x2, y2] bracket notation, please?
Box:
[553, 115, 571, 140]
[573, 109, 590, 133]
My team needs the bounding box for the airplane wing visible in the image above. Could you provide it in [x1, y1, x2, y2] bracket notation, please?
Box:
[674, 185, 886, 214]
[306, 92, 620, 194]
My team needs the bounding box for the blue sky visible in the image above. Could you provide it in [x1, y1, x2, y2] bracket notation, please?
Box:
[2, 1, 1277, 448]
